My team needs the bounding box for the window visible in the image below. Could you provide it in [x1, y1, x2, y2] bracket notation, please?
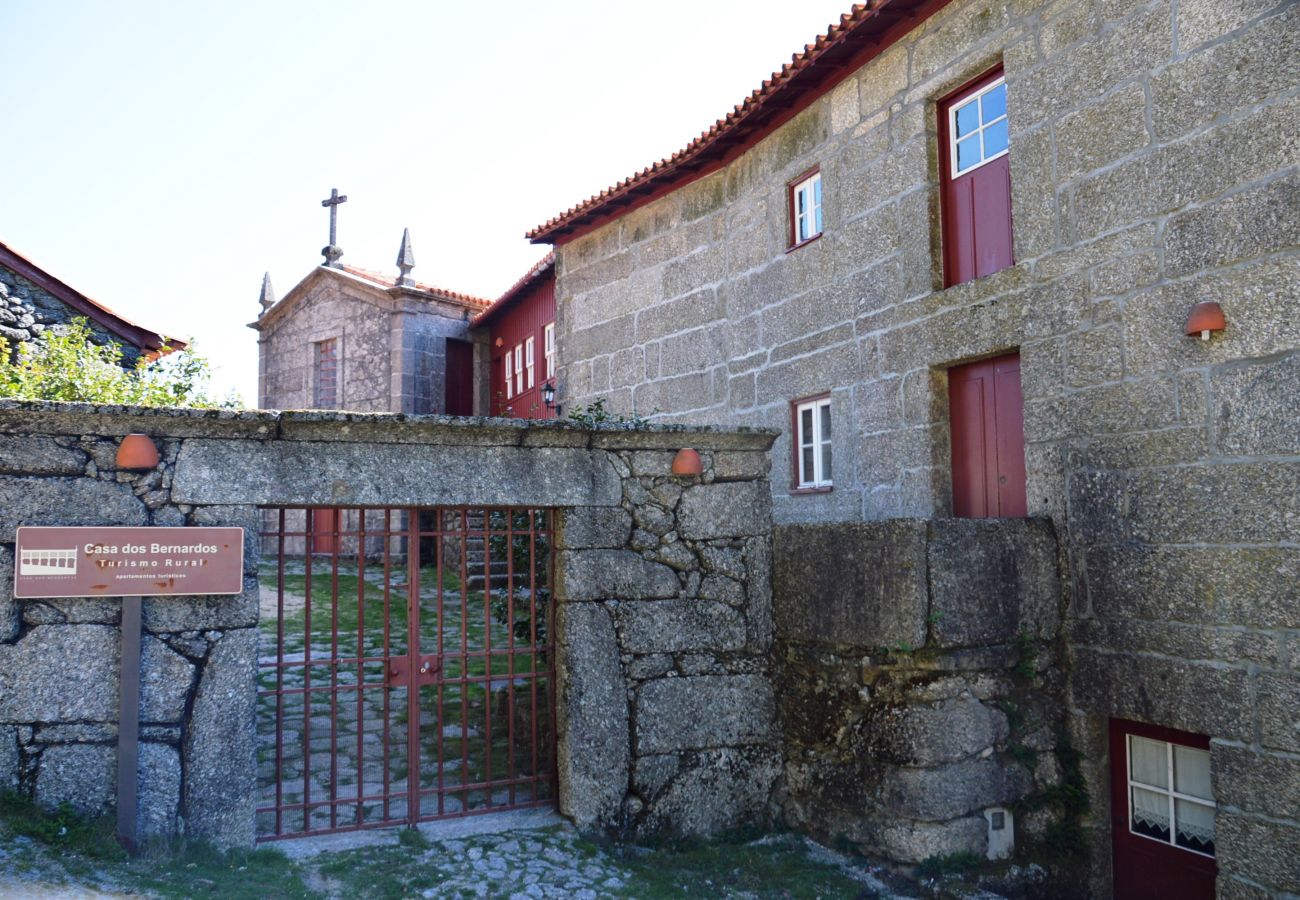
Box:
[788, 168, 822, 248]
[514, 344, 524, 395]
[504, 351, 514, 400]
[525, 336, 535, 389]
[948, 77, 1009, 177]
[314, 338, 338, 408]
[544, 323, 555, 380]
[939, 69, 1014, 286]
[1126, 734, 1216, 858]
[792, 395, 832, 490]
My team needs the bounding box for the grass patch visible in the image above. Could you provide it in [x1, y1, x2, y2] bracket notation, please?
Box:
[131, 843, 315, 900]
[605, 830, 871, 899]
[0, 792, 313, 899]
[0, 792, 125, 863]
[315, 845, 445, 899]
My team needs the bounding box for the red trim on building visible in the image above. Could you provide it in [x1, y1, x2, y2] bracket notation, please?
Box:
[0, 239, 184, 354]
[527, 0, 953, 245]
[473, 253, 555, 328]
[485, 262, 557, 420]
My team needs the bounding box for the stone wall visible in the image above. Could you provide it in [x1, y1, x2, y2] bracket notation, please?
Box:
[557, 453, 779, 836]
[0, 266, 142, 364]
[0, 400, 777, 847]
[551, 0, 1300, 894]
[773, 519, 1070, 869]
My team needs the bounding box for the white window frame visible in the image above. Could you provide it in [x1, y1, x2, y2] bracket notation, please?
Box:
[794, 395, 833, 490]
[525, 336, 536, 389]
[503, 351, 513, 400]
[513, 344, 524, 395]
[948, 75, 1009, 179]
[1125, 734, 1217, 859]
[791, 170, 823, 246]
[544, 323, 556, 380]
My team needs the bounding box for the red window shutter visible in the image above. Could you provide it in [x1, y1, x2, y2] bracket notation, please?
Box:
[948, 352, 1027, 518]
[939, 69, 1014, 287]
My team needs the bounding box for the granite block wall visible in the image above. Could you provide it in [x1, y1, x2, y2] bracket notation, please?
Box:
[0, 400, 778, 846]
[551, 0, 1299, 893]
[772, 519, 1071, 872]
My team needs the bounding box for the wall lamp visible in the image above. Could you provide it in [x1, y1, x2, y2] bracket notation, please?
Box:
[542, 381, 561, 417]
[1185, 301, 1226, 341]
[115, 434, 160, 470]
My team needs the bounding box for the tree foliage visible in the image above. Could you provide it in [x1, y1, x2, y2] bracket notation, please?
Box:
[0, 318, 238, 408]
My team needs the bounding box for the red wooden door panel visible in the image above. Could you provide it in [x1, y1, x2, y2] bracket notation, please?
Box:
[444, 338, 474, 416]
[311, 508, 337, 555]
[943, 155, 1013, 285]
[1109, 719, 1217, 900]
[949, 353, 1027, 518]
[939, 68, 1014, 287]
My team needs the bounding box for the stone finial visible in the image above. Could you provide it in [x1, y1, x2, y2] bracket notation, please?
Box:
[257, 272, 276, 315]
[322, 244, 344, 267]
[396, 228, 416, 287]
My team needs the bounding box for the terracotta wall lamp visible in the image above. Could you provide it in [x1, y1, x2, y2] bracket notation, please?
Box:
[1185, 301, 1226, 341]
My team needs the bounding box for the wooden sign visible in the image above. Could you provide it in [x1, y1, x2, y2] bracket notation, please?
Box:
[13, 526, 245, 598]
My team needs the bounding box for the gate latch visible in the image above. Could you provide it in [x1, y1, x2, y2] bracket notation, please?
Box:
[387, 654, 441, 687]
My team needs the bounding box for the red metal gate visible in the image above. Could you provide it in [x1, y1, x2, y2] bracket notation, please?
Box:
[255, 506, 556, 840]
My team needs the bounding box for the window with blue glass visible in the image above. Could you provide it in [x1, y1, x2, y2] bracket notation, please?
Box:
[948, 77, 1009, 178]
[788, 168, 823, 248]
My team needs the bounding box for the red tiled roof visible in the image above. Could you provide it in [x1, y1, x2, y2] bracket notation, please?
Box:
[338, 264, 493, 309]
[0, 239, 185, 353]
[527, 0, 941, 244]
[472, 252, 555, 327]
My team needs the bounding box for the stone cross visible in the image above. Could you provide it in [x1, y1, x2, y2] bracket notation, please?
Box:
[321, 188, 347, 267]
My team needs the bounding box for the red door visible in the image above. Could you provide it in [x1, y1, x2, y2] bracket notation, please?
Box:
[939, 67, 1014, 287]
[445, 339, 474, 416]
[311, 508, 337, 555]
[949, 352, 1027, 517]
[1110, 719, 1218, 900]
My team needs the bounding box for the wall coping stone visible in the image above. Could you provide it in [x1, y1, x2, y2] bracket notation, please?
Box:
[0, 401, 779, 452]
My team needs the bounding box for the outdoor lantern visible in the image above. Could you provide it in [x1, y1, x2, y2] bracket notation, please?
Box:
[542, 382, 556, 408]
[1185, 301, 1226, 341]
[115, 434, 160, 470]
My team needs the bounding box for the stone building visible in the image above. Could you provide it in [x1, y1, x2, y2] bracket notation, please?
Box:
[0, 239, 183, 363]
[530, 0, 1300, 896]
[250, 230, 491, 414]
[251, 231, 559, 422]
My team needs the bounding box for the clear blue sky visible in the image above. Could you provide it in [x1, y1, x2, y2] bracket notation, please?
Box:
[2, 1, 854, 402]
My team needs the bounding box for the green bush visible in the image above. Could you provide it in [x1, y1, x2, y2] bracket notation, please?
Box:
[0, 318, 237, 408]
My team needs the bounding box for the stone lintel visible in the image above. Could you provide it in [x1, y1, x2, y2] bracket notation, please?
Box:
[0, 400, 777, 453]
